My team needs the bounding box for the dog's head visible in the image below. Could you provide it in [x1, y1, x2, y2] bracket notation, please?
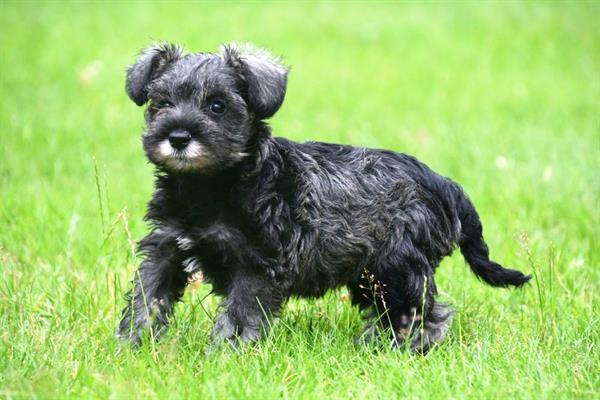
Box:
[125, 43, 288, 173]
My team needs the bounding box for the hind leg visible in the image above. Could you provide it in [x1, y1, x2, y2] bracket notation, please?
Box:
[351, 237, 453, 352]
[353, 274, 453, 352]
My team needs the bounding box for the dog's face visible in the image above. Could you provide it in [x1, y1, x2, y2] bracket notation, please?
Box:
[125, 43, 288, 173]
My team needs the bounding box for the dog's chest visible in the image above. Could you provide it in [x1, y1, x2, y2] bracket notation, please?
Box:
[171, 211, 276, 277]
[170, 221, 246, 288]
[187, 221, 246, 252]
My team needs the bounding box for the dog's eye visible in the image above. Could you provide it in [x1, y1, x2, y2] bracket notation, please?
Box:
[209, 99, 226, 115]
[157, 100, 174, 108]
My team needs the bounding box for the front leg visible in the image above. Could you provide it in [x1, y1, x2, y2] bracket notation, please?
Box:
[211, 270, 284, 346]
[116, 231, 188, 346]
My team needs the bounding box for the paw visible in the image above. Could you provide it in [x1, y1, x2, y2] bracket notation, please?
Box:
[211, 313, 238, 346]
[357, 320, 404, 348]
[409, 323, 443, 354]
[397, 308, 422, 340]
[210, 313, 261, 348]
[116, 310, 167, 349]
[406, 305, 454, 354]
[115, 325, 144, 349]
[356, 322, 381, 346]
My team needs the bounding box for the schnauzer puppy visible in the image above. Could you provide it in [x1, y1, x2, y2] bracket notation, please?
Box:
[116, 42, 530, 352]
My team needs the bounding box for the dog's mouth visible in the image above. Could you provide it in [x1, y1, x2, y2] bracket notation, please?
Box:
[154, 139, 214, 172]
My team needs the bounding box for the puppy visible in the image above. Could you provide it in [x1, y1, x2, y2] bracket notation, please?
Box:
[117, 43, 530, 352]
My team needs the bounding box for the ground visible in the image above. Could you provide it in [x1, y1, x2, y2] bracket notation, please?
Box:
[0, 1, 598, 399]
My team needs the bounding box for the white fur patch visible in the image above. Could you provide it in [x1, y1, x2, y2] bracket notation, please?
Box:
[182, 257, 201, 274]
[176, 235, 194, 250]
[155, 139, 213, 172]
[184, 141, 205, 158]
[158, 140, 174, 157]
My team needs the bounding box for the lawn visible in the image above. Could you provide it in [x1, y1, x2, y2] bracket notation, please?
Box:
[0, 1, 598, 398]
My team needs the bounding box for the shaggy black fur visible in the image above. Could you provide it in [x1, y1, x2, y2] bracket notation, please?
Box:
[116, 43, 531, 352]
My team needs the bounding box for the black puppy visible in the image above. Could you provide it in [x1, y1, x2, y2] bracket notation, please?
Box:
[117, 43, 530, 352]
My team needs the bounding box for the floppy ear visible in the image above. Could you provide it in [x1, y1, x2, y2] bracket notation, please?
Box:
[125, 43, 183, 106]
[221, 43, 288, 119]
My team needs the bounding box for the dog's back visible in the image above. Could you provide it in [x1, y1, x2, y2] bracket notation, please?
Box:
[267, 137, 529, 293]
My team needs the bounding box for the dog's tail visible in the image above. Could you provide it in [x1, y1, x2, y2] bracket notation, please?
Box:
[454, 189, 531, 287]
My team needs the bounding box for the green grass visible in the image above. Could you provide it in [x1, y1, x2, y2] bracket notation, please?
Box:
[1, 1, 599, 398]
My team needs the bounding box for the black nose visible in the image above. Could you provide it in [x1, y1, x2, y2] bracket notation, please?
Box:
[168, 130, 191, 150]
